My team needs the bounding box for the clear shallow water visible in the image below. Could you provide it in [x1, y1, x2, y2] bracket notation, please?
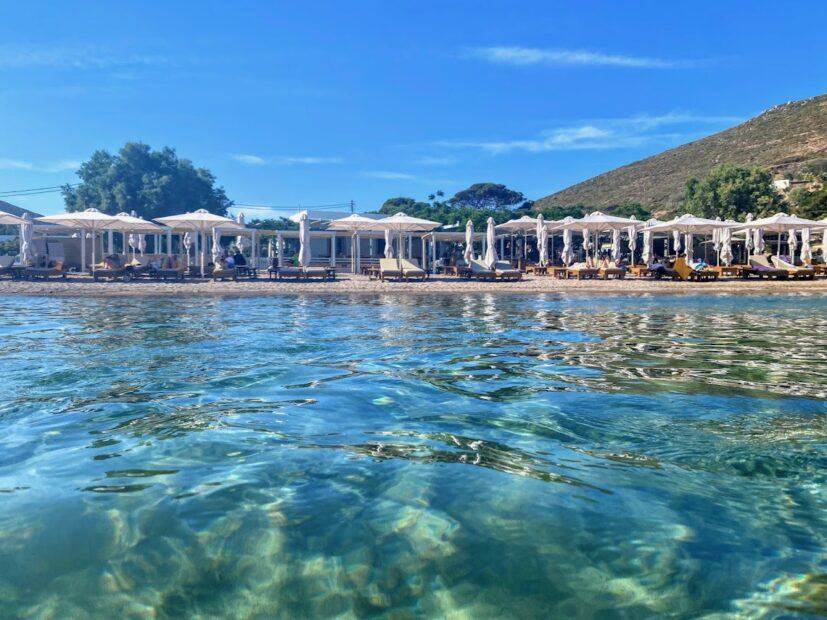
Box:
[0, 293, 825, 618]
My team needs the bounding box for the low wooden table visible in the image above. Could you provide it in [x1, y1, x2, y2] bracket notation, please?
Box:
[550, 267, 568, 279]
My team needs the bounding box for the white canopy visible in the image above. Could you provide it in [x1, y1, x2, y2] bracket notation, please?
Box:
[626, 216, 638, 256]
[107, 212, 164, 233]
[38, 208, 119, 273]
[155, 209, 240, 276]
[719, 224, 734, 266]
[800, 228, 812, 263]
[641, 218, 658, 266]
[384, 229, 394, 258]
[739, 212, 823, 233]
[377, 212, 439, 267]
[212, 227, 223, 264]
[643, 214, 739, 235]
[495, 215, 538, 233]
[235, 212, 246, 252]
[552, 211, 637, 232]
[328, 213, 382, 273]
[182, 232, 193, 267]
[0, 210, 27, 225]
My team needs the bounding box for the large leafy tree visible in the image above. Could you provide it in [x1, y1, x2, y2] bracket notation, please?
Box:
[448, 183, 526, 210]
[62, 142, 232, 218]
[683, 164, 786, 220]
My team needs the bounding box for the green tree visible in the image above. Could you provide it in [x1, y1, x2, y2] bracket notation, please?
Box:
[247, 217, 299, 231]
[682, 164, 786, 219]
[448, 183, 525, 210]
[62, 142, 232, 218]
[790, 187, 827, 220]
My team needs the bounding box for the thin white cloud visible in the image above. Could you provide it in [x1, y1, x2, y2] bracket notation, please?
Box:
[230, 154, 342, 166]
[435, 113, 740, 155]
[0, 46, 168, 70]
[465, 46, 699, 69]
[362, 171, 416, 180]
[231, 154, 267, 165]
[0, 158, 79, 172]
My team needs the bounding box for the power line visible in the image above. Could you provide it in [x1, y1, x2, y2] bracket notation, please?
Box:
[0, 184, 79, 198]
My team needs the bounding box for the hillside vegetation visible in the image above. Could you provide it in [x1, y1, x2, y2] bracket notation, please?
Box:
[534, 94, 827, 216]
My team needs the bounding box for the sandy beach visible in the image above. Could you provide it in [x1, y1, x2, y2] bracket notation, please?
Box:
[1, 273, 826, 297]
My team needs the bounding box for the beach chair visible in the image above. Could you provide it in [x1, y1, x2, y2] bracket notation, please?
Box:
[152, 256, 186, 281]
[493, 261, 522, 281]
[399, 258, 427, 281]
[469, 259, 496, 280]
[599, 261, 625, 280]
[92, 256, 133, 282]
[274, 266, 303, 280]
[211, 266, 238, 281]
[379, 258, 404, 281]
[565, 262, 599, 280]
[25, 260, 67, 280]
[628, 264, 653, 277]
[744, 255, 789, 279]
[671, 257, 718, 282]
[770, 256, 816, 280]
[304, 266, 330, 280]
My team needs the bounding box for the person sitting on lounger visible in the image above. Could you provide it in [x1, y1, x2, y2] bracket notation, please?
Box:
[233, 250, 246, 266]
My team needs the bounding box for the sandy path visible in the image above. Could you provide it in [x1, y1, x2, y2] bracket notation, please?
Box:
[1, 273, 826, 298]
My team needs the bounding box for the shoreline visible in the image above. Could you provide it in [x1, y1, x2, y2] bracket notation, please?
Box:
[1, 274, 827, 298]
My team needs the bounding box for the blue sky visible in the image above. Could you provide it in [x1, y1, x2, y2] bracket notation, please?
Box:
[1, 0, 826, 217]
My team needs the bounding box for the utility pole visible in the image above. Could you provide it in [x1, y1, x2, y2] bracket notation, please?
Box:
[350, 200, 355, 214]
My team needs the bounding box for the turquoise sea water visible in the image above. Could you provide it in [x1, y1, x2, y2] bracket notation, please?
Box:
[0, 293, 825, 618]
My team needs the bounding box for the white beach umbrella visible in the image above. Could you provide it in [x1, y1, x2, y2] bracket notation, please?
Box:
[19, 213, 34, 266]
[611, 228, 621, 262]
[560, 217, 574, 266]
[744, 213, 755, 259]
[137, 234, 146, 257]
[298, 211, 312, 268]
[495, 215, 538, 233]
[641, 219, 655, 267]
[377, 212, 440, 268]
[787, 230, 798, 260]
[554, 211, 636, 259]
[738, 212, 822, 258]
[0, 210, 26, 226]
[182, 232, 192, 267]
[626, 216, 638, 258]
[484, 217, 498, 269]
[127, 233, 138, 258]
[684, 233, 694, 263]
[754, 228, 765, 254]
[37, 208, 118, 273]
[155, 209, 241, 276]
[108, 211, 164, 234]
[328, 213, 381, 273]
[235, 212, 246, 252]
[672, 229, 682, 255]
[384, 228, 394, 258]
[800, 228, 812, 264]
[212, 227, 223, 264]
[464, 219, 474, 264]
[538, 221, 549, 267]
[719, 224, 734, 266]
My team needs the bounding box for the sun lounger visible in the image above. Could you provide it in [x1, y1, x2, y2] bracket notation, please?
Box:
[770, 256, 816, 280]
[628, 264, 653, 277]
[494, 261, 522, 281]
[469, 259, 496, 280]
[671, 257, 718, 282]
[25, 260, 67, 280]
[151, 257, 186, 281]
[379, 258, 404, 281]
[743, 256, 789, 279]
[304, 266, 331, 280]
[566, 263, 599, 280]
[211, 267, 237, 281]
[93, 265, 133, 282]
[274, 266, 303, 280]
[599, 262, 625, 279]
[399, 258, 427, 281]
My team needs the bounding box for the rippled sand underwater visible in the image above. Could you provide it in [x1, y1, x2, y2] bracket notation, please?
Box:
[0, 293, 825, 618]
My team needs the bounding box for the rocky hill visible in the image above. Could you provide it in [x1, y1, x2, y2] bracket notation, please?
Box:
[534, 94, 827, 216]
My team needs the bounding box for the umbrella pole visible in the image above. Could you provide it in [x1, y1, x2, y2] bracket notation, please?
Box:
[201, 230, 205, 278]
[92, 230, 96, 273]
[80, 229, 86, 274]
